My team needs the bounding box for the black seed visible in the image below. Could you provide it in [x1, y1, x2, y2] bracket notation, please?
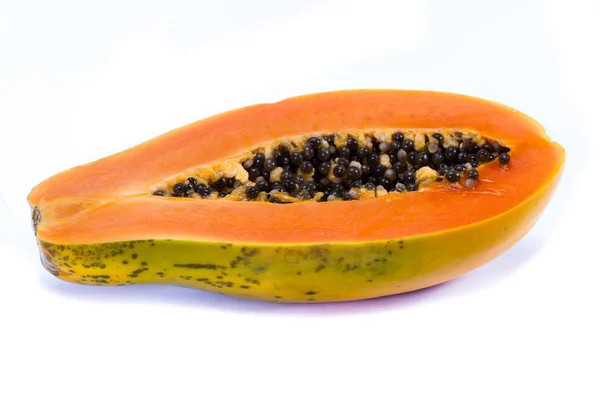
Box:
[457, 152, 468, 163]
[187, 177, 197, 187]
[347, 166, 361, 181]
[431, 152, 444, 165]
[271, 182, 283, 189]
[470, 160, 480, 168]
[290, 152, 303, 166]
[367, 153, 379, 167]
[350, 180, 363, 188]
[256, 180, 270, 192]
[366, 176, 377, 185]
[408, 151, 418, 165]
[389, 154, 397, 164]
[283, 180, 296, 192]
[446, 169, 460, 183]
[406, 183, 418, 191]
[337, 157, 350, 168]
[338, 146, 351, 159]
[300, 161, 314, 173]
[279, 156, 291, 167]
[218, 191, 227, 198]
[318, 177, 330, 190]
[341, 190, 351, 200]
[317, 147, 330, 161]
[361, 164, 371, 177]
[477, 148, 490, 162]
[393, 161, 407, 174]
[333, 165, 346, 177]
[308, 137, 321, 149]
[246, 167, 259, 181]
[454, 165, 466, 172]
[374, 164, 386, 177]
[417, 152, 429, 168]
[253, 153, 265, 166]
[393, 132, 404, 142]
[280, 170, 293, 182]
[402, 139, 414, 152]
[378, 177, 392, 189]
[468, 169, 479, 180]
[265, 158, 277, 171]
[299, 183, 313, 193]
[173, 182, 185, 193]
[214, 177, 227, 190]
[226, 178, 236, 188]
[328, 146, 337, 157]
[396, 149, 408, 163]
[433, 133, 443, 143]
[468, 153, 478, 163]
[483, 144, 494, 153]
[302, 145, 315, 160]
[294, 175, 305, 185]
[470, 144, 480, 154]
[404, 170, 416, 184]
[389, 140, 401, 154]
[499, 153, 510, 165]
[153, 190, 165, 196]
[356, 147, 369, 159]
[199, 187, 213, 197]
[317, 161, 331, 176]
[462, 138, 475, 152]
[332, 182, 345, 194]
[445, 147, 459, 161]
[326, 135, 335, 145]
[365, 182, 376, 190]
[347, 137, 358, 151]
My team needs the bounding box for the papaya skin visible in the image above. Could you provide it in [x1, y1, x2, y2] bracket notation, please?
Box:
[28, 89, 566, 303]
[37, 158, 562, 303]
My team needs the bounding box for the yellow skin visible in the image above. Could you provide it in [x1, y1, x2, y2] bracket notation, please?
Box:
[36, 168, 561, 303]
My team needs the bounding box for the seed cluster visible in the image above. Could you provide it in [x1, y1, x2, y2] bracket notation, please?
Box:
[153, 131, 511, 202]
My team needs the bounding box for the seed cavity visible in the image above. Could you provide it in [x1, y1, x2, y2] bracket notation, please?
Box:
[150, 129, 511, 202]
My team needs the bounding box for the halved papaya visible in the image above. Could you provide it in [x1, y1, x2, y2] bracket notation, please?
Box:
[28, 90, 565, 303]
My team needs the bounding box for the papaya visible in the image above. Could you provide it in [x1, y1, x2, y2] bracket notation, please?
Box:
[28, 89, 565, 303]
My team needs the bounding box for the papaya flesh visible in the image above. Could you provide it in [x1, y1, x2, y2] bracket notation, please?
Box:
[28, 90, 565, 303]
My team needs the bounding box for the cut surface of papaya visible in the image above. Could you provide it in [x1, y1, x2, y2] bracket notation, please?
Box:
[28, 89, 565, 303]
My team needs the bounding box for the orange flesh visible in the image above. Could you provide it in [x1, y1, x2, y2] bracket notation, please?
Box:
[29, 90, 565, 245]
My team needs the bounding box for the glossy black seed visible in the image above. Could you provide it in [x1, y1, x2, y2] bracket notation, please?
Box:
[350, 180, 363, 188]
[173, 182, 185, 193]
[153, 190, 165, 196]
[488, 154, 496, 162]
[367, 153, 379, 168]
[332, 182, 345, 193]
[338, 146, 351, 159]
[347, 137, 359, 151]
[446, 169, 460, 183]
[445, 147, 459, 161]
[318, 177, 330, 190]
[217, 191, 227, 198]
[333, 165, 347, 177]
[406, 183, 418, 192]
[294, 175, 305, 185]
[299, 183, 313, 193]
[366, 176, 377, 185]
[326, 135, 335, 145]
[402, 139, 414, 152]
[283, 180, 296, 193]
[392, 132, 404, 142]
[347, 166, 361, 181]
[469, 144, 480, 155]
[317, 147, 330, 161]
[199, 187, 213, 197]
[280, 171, 293, 182]
[468, 169, 479, 180]
[404, 170, 416, 184]
[328, 146, 337, 158]
[469, 160, 480, 168]
[185, 182, 195, 192]
[454, 165, 466, 172]
[300, 161, 314, 173]
[389, 140, 401, 154]
[373, 164, 386, 177]
[433, 133, 444, 143]
[389, 154, 397, 164]
[256, 180, 270, 192]
[462, 139, 475, 152]
[214, 177, 227, 190]
[247, 167, 260, 181]
[187, 177, 197, 187]
[253, 153, 265, 166]
[308, 137, 321, 149]
[226, 178, 235, 188]
[467, 153, 478, 163]
[318, 161, 331, 176]
[361, 164, 371, 177]
[364, 182, 376, 190]
[341, 190, 352, 201]
[483, 144, 494, 153]
[396, 149, 408, 163]
[290, 152, 304, 166]
[279, 156, 291, 167]
[265, 158, 278, 171]
[307, 181, 317, 192]
[477, 148, 490, 162]
[498, 153, 510, 165]
[271, 184, 285, 193]
[431, 152, 444, 165]
[337, 157, 350, 167]
[491, 141, 502, 152]
[457, 152, 468, 163]
[302, 145, 315, 160]
[356, 147, 369, 159]
[378, 177, 392, 190]
[417, 152, 429, 168]
[407, 151, 418, 165]
[393, 161, 408, 174]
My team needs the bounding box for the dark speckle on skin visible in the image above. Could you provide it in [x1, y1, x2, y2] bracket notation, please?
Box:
[217, 276, 223, 279]
[241, 247, 259, 257]
[296, 271, 302, 275]
[156, 272, 165, 277]
[315, 264, 325, 273]
[129, 243, 134, 249]
[141, 261, 147, 266]
[132, 253, 138, 259]
[274, 296, 282, 299]
[307, 298, 315, 302]
[366, 280, 373, 283]
[240, 285, 251, 289]
[122, 260, 128, 265]
[174, 263, 219, 270]
[388, 250, 392, 255]
[305, 291, 318, 295]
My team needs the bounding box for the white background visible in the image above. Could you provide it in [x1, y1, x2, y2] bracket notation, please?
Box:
[1, 1, 599, 399]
